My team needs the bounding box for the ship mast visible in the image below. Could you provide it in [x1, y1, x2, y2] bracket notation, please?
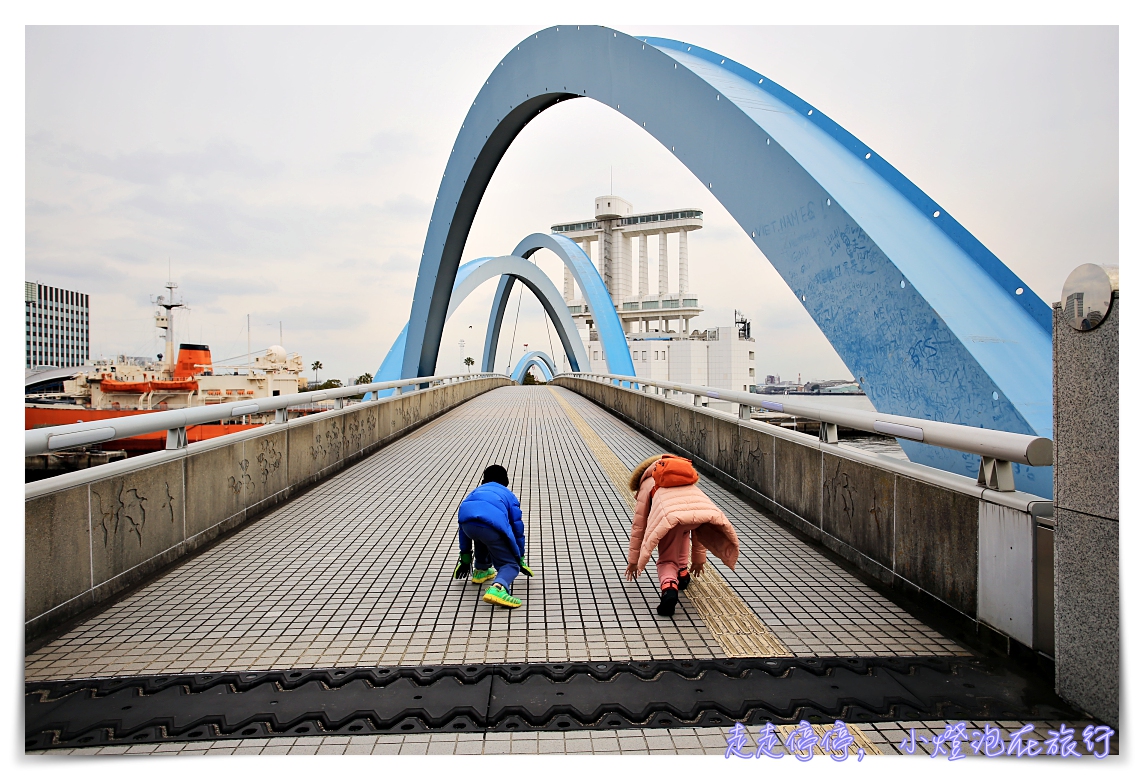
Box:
[153, 279, 185, 370]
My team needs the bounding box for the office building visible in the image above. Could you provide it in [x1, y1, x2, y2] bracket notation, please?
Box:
[26, 281, 90, 369]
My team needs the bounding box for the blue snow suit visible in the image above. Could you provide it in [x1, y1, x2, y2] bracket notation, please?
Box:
[457, 482, 525, 592]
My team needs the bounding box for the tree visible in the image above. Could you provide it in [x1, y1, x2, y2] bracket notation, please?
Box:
[354, 373, 375, 400]
[463, 356, 475, 373]
[311, 360, 322, 384]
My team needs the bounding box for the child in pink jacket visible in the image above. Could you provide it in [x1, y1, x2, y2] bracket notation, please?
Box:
[624, 454, 740, 617]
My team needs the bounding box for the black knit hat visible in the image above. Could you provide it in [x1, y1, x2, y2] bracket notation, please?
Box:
[481, 464, 509, 487]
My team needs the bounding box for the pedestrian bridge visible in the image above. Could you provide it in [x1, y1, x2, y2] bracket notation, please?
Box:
[26, 386, 965, 678]
[26, 379, 1106, 756]
[23, 21, 1119, 755]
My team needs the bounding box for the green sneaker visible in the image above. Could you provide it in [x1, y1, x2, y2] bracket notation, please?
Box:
[471, 567, 496, 584]
[482, 583, 522, 609]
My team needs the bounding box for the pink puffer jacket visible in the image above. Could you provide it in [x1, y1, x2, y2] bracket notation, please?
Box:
[627, 464, 740, 576]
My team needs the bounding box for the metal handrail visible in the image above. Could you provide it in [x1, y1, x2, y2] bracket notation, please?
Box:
[563, 372, 1053, 470]
[25, 373, 504, 457]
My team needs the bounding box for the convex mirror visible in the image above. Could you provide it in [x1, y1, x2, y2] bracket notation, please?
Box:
[1061, 264, 1116, 331]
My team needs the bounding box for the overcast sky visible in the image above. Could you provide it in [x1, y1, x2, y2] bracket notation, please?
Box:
[25, 25, 1118, 383]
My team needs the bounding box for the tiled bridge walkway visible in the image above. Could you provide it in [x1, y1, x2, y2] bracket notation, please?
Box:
[38, 386, 1084, 757]
[28, 387, 960, 682]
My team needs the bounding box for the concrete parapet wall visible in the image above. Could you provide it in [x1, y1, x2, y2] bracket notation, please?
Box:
[25, 377, 511, 642]
[553, 376, 1051, 660]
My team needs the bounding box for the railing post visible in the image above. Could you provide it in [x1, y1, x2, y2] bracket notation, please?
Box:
[977, 456, 1015, 492]
[165, 427, 187, 450]
[694, 393, 702, 407]
[274, 408, 289, 424]
[819, 422, 838, 443]
[335, 398, 344, 410]
[738, 404, 753, 421]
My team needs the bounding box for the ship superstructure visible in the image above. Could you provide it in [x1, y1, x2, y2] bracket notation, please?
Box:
[74, 343, 307, 411]
[25, 282, 309, 452]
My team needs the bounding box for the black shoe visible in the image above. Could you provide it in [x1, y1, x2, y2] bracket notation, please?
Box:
[657, 586, 679, 617]
[678, 570, 691, 592]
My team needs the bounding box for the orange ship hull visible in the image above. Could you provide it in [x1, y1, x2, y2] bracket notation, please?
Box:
[25, 407, 263, 454]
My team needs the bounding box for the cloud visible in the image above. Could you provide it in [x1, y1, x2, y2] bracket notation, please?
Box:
[25, 198, 71, 216]
[24, 27, 1116, 384]
[274, 302, 369, 332]
[333, 130, 426, 172]
[30, 133, 284, 186]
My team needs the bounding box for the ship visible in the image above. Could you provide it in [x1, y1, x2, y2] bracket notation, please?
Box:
[25, 281, 311, 454]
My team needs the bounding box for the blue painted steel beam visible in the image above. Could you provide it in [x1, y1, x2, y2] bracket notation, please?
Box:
[511, 350, 556, 383]
[483, 233, 635, 376]
[400, 26, 1052, 496]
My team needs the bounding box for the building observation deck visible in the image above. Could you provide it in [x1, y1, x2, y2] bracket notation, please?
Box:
[552, 209, 703, 234]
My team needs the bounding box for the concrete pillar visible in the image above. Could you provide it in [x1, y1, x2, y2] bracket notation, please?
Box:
[564, 263, 575, 302]
[600, 227, 614, 301]
[614, 228, 631, 301]
[658, 231, 669, 296]
[679, 229, 690, 294]
[638, 234, 649, 296]
[1053, 265, 1119, 728]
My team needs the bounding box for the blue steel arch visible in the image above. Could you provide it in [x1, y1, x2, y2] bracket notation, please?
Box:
[482, 233, 635, 376]
[371, 254, 590, 397]
[511, 351, 556, 383]
[400, 26, 1052, 496]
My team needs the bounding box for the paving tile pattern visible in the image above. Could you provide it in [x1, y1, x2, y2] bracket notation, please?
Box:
[549, 387, 791, 657]
[27, 388, 720, 680]
[558, 390, 969, 657]
[26, 387, 962, 682]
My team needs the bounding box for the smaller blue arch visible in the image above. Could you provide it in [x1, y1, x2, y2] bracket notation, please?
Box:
[511, 351, 556, 383]
[485, 233, 635, 377]
[370, 253, 588, 398]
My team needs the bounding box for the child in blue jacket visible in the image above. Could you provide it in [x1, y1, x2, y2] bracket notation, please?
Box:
[452, 464, 533, 608]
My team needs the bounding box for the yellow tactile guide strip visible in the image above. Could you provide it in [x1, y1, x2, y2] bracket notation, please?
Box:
[548, 388, 792, 658]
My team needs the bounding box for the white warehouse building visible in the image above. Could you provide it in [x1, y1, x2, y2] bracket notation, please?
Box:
[554, 196, 756, 395]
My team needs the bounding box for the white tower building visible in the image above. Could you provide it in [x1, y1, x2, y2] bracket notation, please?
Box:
[552, 196, 703, 336]
[551, 197, 755, 396]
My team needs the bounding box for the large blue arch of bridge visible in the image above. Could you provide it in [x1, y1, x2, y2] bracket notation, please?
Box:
[511, 351, 556, 383]
[400, 26, 1053, 496]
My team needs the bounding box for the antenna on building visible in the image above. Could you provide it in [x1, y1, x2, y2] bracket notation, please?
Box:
[735, 310, 751, 339]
